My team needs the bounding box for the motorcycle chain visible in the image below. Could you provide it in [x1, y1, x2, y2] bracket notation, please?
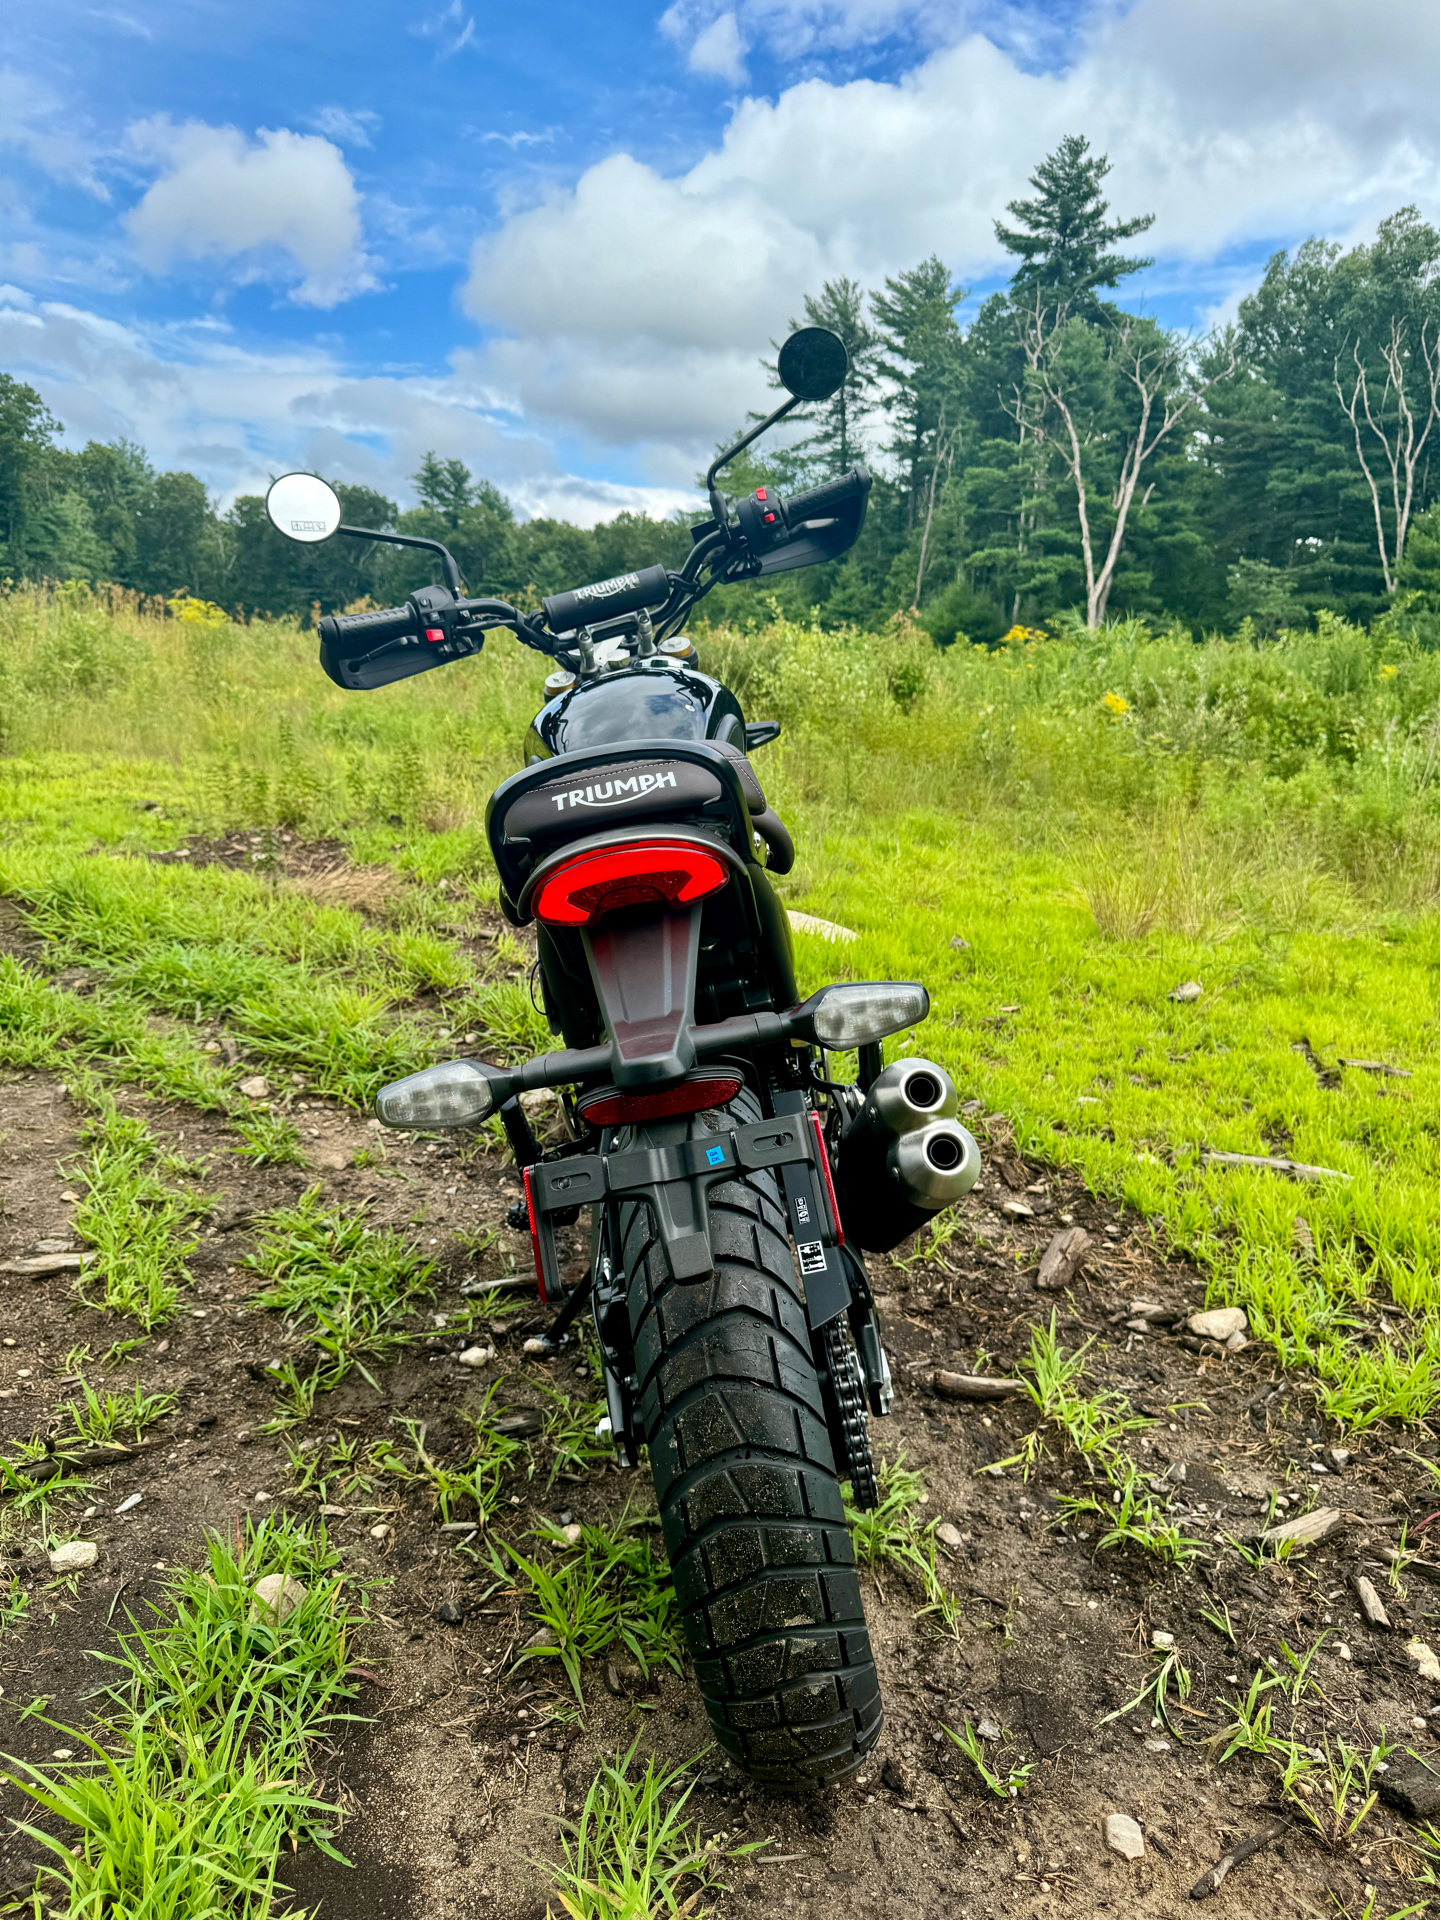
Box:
[822, 1319, 878, 1511]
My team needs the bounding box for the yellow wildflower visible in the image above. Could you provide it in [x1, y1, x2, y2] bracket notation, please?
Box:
[1378, 663, 1398, 681]
[1103, 691, 1129, 715]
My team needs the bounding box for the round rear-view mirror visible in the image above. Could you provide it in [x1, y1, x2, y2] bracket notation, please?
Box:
[777, 327, 849, 402]
[266, 472, 342, 543]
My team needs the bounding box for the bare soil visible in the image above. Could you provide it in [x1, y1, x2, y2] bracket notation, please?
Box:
[1, 1036, 1436, 1919]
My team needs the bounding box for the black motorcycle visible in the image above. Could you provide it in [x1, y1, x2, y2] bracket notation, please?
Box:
[264, 327, 980, 1792]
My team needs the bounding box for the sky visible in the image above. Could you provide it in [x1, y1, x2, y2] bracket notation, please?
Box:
[1, 0, 1436, 525]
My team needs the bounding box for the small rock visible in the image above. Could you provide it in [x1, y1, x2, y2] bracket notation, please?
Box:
[1224, 1330, 1248, 1352]
[1150, 1630, 1175, 1649]
[1001, 1200, 1034, 1220]
[1187, 1306, 1247, 1341]
[456, 1345, 495, 1368]
[435, 1600, 464, 1627]
[936, 1522, 964, 1550]
[1166, 981, 1203, 1003]
[1036, 1225, 1091, 1292]
[51, 1748, 75, 1760]
[1404, 1637, 1440, 1683]
[560, 1524, 583, 1547]
[313, 1150, 348, 1172]
[59, 1189, 80, 1202]
[605, 1660, 625, 1696]
[1143, 1739, 1171, 1752]
[1378, 1764, 1441, 1824]
[114, 1493, 142, 1515]
[1104, 1812, 1146, 1860]
[251, 1573, 307, 1623]
[48, 1541, 98, 1574]
[1323, 1446, 1350, 1472]
[1, 1253, 86, 1277]
[369, 1523, 390, 1540]
[523, 1624, 559, 1651]
[881, 1757, 911, 1796]
[237, 1075, 270, 1100]
[521, 1337, 551, 1357]
[976, 1717, 1001, 1741]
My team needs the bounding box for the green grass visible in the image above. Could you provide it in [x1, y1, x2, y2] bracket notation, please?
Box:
[942, 1719, 1036, 1799]
[1, 1514, 364, 1919]
[61, 1376, 175, 1446]
[539, 1738, 764, 1921]
[0, 581, 1434, 1428]
[498, 1507, 684, 1701]
[69, 1105, 209, 1328]
[244, 1186, 436, 1418]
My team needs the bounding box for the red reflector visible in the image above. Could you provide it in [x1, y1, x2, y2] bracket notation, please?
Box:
[424, 626, 445, 642]
[534, 840, 729, 927]
[579, 1076, 741, 1127]
[522, 1164, 547, 1302]
[810, 1109, 845, 1246]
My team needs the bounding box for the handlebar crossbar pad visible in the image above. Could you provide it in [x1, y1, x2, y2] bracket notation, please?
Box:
[542, 563, 671, 634]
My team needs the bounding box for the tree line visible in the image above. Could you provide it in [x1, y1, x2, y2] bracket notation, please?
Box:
[1, 137, 1436, 640]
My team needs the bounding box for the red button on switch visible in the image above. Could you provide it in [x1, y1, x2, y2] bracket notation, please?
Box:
[425, 627, 444, 642]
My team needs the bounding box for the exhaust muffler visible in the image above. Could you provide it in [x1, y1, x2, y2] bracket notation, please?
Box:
[835, 1058, 980, 1252]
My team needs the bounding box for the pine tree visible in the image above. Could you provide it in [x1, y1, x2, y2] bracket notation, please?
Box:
[870, 256, 966, 528]
[995, 134, 1154, 313]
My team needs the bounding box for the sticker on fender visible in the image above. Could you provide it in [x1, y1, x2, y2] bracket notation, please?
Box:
[796, 1239, 826, 1276]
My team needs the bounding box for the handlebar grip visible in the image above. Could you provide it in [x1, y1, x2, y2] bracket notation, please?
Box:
[542, 563, 671, 634]
[784, 466, 871, 523]
[317, 605, 418, 650]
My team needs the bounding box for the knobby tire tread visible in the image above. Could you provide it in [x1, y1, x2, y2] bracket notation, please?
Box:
[619, 1090, 883, 1791]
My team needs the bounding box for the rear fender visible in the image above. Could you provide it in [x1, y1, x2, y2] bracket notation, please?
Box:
[583, 901, 703, 1089]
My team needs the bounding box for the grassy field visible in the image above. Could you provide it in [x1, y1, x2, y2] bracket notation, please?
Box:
[2, 582, 1435, 1424]
[0, 580, 1437, 1919]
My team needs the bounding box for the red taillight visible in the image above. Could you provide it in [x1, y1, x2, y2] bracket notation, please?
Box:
[578, 1076, 741, 1128]
[534, 840, 729, 927]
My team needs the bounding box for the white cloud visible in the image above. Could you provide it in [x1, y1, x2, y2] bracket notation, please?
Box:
[309, 106, 381, 150]
[412, 1, 478, 59]
[688, 13, 750, 82]
[0, 69, 108, 197]
[460, 0, 1436, 469]
[123, 119, 375, 307]
[0, 291, 693, 526]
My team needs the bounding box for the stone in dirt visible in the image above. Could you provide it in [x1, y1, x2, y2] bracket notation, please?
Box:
[435, 1601, 464, 1627]
[1378, 1765, 1440, 1824]
[1187, 1306, 1247, 1341]
[237, 1075, 269, 1099]
[936, 1522, 964, 1550]
[1261, 1506, 1341, 1548]
[1104, 1812, 1146, 1860]
[251, 1573, 307, 1623]
[48, 1541, 98, 1573]
[1036, 1226, 1091, 1292]
[976, 1717, 1001, 1741]
[1, 1253, 86, 1276]
[1001, 1200, 1034, 1220]
[456, 1345, 495, 1367]
[1405, 1637, 1440, 1683]
[523, 1624, 558, 1650]
[1167, 981, 1203, 1002]
[881, 1757, 912, 1795]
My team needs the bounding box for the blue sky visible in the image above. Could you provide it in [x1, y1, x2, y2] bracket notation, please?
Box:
[2, 0, 1435, 522]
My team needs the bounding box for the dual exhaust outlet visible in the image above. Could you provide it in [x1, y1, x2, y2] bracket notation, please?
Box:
[835, 1058, 981, 1253]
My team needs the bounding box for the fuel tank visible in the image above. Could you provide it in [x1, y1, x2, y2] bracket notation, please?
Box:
[525, 657, 744, 762]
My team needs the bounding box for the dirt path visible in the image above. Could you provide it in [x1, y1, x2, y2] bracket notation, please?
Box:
[1, 1065, 1436, 1920]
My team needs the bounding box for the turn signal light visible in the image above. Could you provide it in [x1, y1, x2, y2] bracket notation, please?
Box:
[534, 840, 729, 927]
[578, 1075, 742, 1127]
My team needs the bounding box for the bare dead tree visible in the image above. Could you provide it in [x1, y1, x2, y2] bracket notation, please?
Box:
[1010, 295, 1234, 627]
[1335, 316, 1441, 593]
[912, 403, 959, 610]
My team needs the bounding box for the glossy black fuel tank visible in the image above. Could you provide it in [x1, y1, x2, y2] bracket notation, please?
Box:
[525, 661, 744, 762]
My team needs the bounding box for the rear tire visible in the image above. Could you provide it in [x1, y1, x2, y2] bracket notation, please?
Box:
[619, 1090, 883, 1791]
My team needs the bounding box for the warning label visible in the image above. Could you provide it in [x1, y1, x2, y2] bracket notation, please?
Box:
[796, 1239, 826, 1276]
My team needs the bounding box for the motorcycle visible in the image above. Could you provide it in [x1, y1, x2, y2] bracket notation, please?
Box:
[264, 326, 981, 1791]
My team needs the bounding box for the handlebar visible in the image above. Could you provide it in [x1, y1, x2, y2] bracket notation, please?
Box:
[784, 469, 869, 523]
[318, 604, 418, 650]
[542, 563, 672, 635]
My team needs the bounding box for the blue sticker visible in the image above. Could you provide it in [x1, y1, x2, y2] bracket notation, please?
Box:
[705, 1145, 726, 1166]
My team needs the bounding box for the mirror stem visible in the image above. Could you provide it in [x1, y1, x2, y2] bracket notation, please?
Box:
[336, 524, 463, 595]
[704, 394, 802, 518]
